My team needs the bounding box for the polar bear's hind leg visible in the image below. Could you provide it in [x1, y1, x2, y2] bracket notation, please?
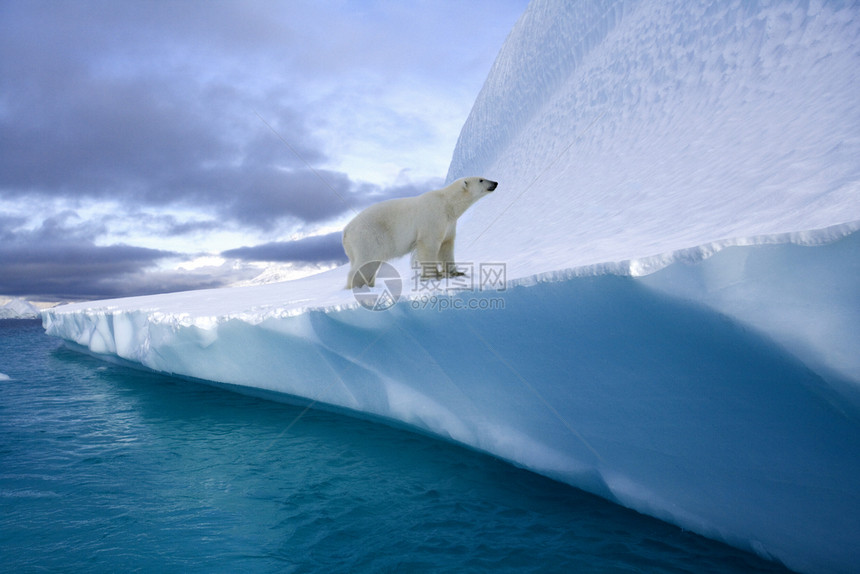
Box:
[350, 260, 380, 288]
[343, 229, 378, 288]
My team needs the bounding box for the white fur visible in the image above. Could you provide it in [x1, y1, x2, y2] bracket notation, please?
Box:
[343, 176, 498, 288]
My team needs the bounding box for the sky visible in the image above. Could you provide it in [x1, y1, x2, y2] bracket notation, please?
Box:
[0, 0, 528, 302]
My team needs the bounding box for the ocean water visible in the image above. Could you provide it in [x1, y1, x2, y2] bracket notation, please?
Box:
[1, 320, 790, 573]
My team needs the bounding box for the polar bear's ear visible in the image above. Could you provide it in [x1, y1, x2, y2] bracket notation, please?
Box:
[462, 179, 469, 191]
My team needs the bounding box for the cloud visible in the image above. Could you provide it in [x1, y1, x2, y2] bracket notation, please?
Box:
[222, 231, 347, 265]
[206, 165, 355, 229]
[0, 214, 171, 299]
[0, 236, 255, 302]
[0, 242, 177, 301]
[0, 49, 427, 232]
[0, 1, 516, 205]
[0, 71, 342, 226]
[0, 213, 258, 301]
[0, 2, 349, 230]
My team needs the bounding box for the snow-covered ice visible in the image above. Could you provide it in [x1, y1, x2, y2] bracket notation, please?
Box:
[43, 1, 860, 573]
[0, 298, 40, 320]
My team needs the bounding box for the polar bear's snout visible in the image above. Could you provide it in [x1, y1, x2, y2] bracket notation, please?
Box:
[486, 180, 498, 191]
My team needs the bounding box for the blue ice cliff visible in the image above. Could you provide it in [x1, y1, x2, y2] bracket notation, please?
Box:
[43, 1, 860, 572]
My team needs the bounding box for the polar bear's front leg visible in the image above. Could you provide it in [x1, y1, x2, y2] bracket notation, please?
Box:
[415, 239, 442, 279]
[438, 237, 465, 277]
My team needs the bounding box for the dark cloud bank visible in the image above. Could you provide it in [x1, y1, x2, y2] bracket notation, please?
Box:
[0, 213, 226, 301]
[222, 232, 348, 265]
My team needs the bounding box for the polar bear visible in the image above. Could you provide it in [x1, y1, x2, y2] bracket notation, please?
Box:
[343, 176, 498, 288]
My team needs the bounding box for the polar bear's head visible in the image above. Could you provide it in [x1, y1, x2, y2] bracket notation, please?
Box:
[444, 177, 497, 217]
[461, 176, 498, 200]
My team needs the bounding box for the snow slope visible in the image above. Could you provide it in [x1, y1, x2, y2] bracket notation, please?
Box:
[43, 1, 860, 572]
[447, 0, 860, 275]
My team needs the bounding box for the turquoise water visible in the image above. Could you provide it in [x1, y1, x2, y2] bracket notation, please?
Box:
[1, 320, 790, 573]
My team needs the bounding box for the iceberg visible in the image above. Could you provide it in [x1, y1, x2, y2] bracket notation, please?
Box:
[43, 1, 860, 572]
[0, 298, 41, 320]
